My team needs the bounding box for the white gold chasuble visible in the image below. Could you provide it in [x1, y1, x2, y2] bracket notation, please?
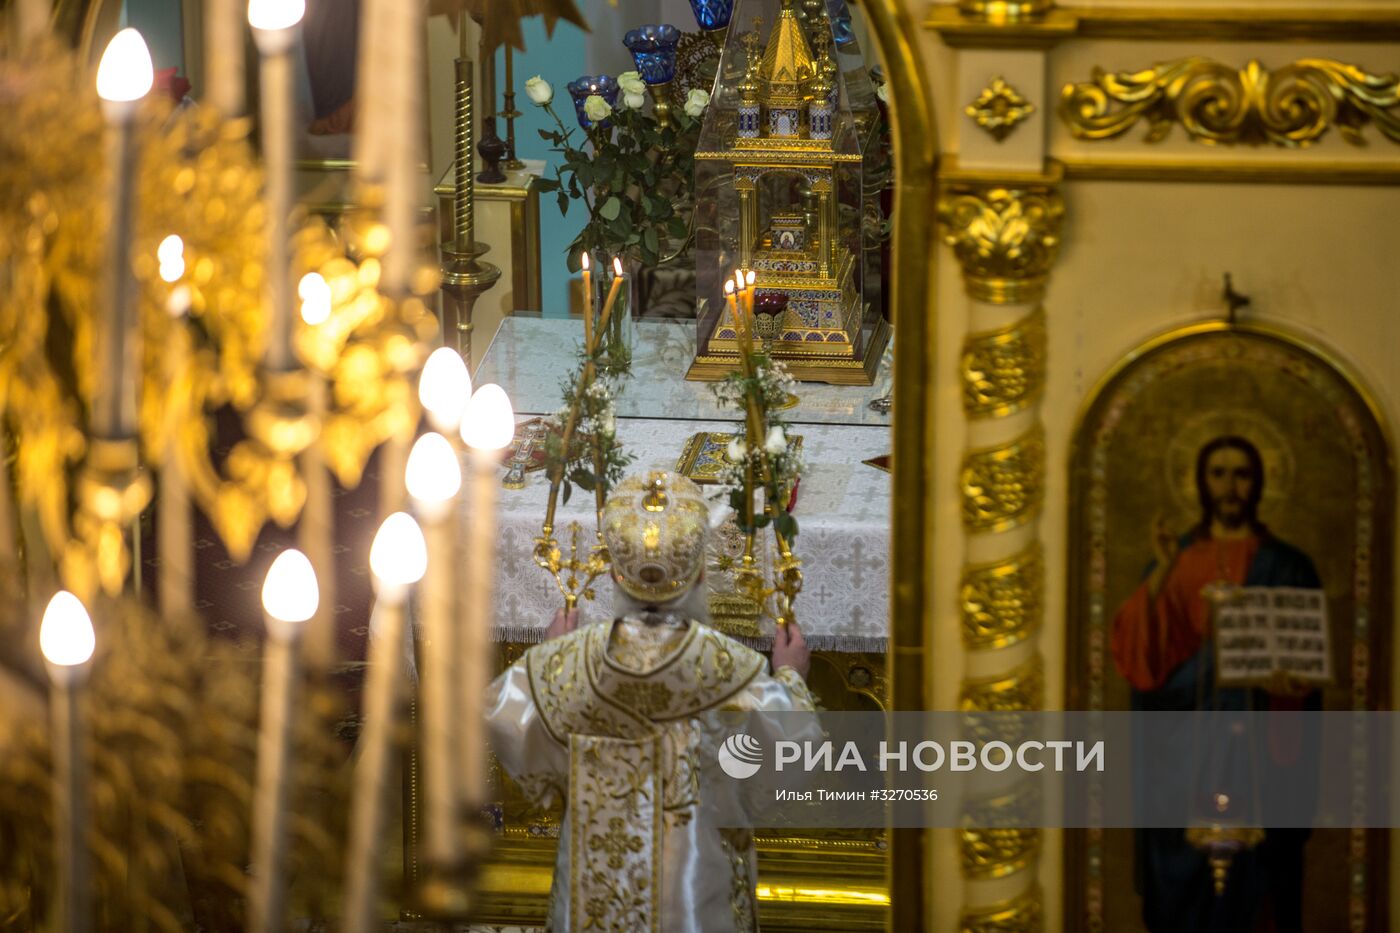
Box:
[486, 616, 816, 933]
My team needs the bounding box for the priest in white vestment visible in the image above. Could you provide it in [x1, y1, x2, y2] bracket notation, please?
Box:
[486, 471, 817, 933]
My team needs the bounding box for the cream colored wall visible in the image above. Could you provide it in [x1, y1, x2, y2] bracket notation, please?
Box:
[910, 2, 1400, 931]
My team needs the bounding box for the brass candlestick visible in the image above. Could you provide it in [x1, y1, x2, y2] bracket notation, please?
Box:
[442, 56, 501, 363]
[502, 46, 525, 170]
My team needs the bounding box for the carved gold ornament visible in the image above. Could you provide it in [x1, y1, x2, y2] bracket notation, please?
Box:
[959, 653, 1045, 713]
[962, 306, 1046, 419]
[966, 77, 1037, 142]
[1061, 57, 1400, 148]
[960, 782, 1042, 880]
[959, 427, 1045, 533]
[959, 885, 1045, 933]
[960, 543, 1043, 650]
[938, 185, 1064, 305]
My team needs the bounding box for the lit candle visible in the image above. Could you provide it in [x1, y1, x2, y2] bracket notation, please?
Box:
[459, 385, 514, 805]
[596, 257, 626, 345]
[95, 28, 154, 438]
[405, 432, 463, 867]
[40, 591, 96, 933]
[296, 274, 336, 668]
[343, 513, 426, 933]
[744, 268, 757, 349]
[248, 0, 306, 371]
[418, 346, 472, 435]
[249, 549, 318, 933]
[206, 0, 245, 115]
[160, 250, 193, 615]
[580, 252, 594, 350]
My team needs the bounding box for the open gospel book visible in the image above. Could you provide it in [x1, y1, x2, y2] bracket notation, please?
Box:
[1210, 586, 1333, 689]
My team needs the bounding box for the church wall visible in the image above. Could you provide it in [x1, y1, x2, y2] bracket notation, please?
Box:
[908, 2, 1400, 929]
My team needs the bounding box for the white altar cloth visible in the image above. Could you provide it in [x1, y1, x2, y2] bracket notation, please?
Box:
[477, 318, 892, 651]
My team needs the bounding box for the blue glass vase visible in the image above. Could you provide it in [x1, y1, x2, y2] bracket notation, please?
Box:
[566, 75, 620, 130]
[687, 0, 733, 31]
[623, 24, 681, 85]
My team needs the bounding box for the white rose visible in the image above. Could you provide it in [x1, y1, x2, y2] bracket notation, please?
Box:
[621, 89, 647, 111]
[683, 87, 710, 118]
[618, 71, 646, 96]
[525, 75, 553, 106]
[876, 82, 888, 103]
[764, 425, 787, 455]
[602, 414, 616, 435]
[726, 438, 747, 462]
[583, 94, 612, 123]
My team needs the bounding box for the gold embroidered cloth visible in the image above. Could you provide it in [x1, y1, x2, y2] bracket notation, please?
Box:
[486, 616, 817, 932]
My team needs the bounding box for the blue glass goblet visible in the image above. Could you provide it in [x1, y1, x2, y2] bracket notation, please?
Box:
[566, 75, 620, 130]
[624, 25, 682, 126]
[687, 0, 733, 48]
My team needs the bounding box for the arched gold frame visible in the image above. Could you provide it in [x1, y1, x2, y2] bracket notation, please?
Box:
[1064, 319, 1395, 932]
[44, 0, 942, 927]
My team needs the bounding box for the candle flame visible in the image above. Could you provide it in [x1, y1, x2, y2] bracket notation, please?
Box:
[406, 432, 462, 505]
[419, 347, 472, 432]
[461, 384, 516, 452]
[297, 272, 332, 325]
[613, 257, 624, 277]
[370, 512, 428, 587]
[96, 28, 154, 103]
[580, 252, 590, 271]
[746, 269, 755, 287]
[724, 279, 735, 295]
[247, 0, 305, 30]
[39, 591, 95, 668]
[261, 549, 319, 625]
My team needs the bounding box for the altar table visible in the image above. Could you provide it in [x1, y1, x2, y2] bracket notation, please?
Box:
[474, 317, 894, 651]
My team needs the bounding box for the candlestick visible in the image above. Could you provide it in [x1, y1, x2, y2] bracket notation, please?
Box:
[249, 0, 305, 372]
[95, 29, 154, 438]
[404, 432, 462, 867]
[459, 385, 514, 803]
[206, 0, 245, 115]
[342, 513, 426, 933]
[40, 591, 95, 933]
[502, 46, 524, 169]
[249, 548, 317, 933]
[581, 252, 594, 350]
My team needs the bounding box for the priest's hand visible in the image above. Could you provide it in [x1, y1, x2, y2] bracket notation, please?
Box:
[772, 621, 810, 679]
[546, 607, 579, 641]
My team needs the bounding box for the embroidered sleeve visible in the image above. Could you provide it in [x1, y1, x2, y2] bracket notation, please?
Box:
[773, 665, 817, 712]
[485, 661, 568, 808]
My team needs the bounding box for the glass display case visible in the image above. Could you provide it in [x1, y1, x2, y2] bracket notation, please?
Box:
[690, 0, 888, 385]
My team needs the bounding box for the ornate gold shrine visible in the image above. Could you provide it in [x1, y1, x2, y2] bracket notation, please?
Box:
[689, 0, 889, 385]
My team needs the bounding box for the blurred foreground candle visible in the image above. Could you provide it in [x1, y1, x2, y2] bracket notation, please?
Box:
[459, 385, 514, 803]
[296, 272, 336, 668]
[419, 346, 472, 435]
[206, 0, 246, 115]
[248, 0, 305, 371]
[343, 513, 426, 933]
[95, 28, 154, 437]
[405, 432, 463, 866]
[40, 591, 96, 933]
[249, 549, 317, 933]
[580, 252, 594, 349]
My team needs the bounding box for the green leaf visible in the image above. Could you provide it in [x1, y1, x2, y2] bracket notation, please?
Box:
[557, 191, 570, 217]
[642, 227, 659, 256]
[600, 197, 622, 221]
[562, 481, 573, 505]
[569, 467, 596, 492]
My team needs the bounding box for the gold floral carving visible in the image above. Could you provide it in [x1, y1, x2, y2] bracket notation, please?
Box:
[959, 885, 1045, 933]
[959, 654, 1045, 713]
[1061, 57, 1400, 148]
[960, 543, 1043, 650]
[959, 428, 1045, 533]
[938, 185, 1064, 305]
[962, 306, 1046, 419]
[966, 77, 1037, 142]
[960, 784, 1042, 880]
